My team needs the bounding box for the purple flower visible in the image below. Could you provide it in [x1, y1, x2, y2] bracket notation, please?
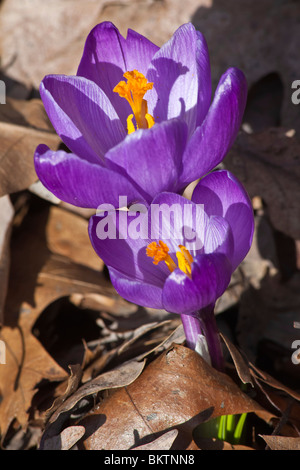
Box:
[88, 170, 254, 315]
[34, 22, 247, 208]
[88, 169, 254, 369]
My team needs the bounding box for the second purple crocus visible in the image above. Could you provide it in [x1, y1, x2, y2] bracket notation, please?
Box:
[34, 21, 247, 209]
[88, 170, 254, 370]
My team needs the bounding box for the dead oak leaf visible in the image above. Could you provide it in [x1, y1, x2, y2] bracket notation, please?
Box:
[0, 199, 119, 441]
[0, 121, 60, 197]
[0, 195, 14, 324]
[0, 325, 67, 441]
[80, 345, 273, 450]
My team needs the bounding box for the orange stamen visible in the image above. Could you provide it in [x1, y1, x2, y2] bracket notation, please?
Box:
[113, 69, 155, 133]
[146, 241, 194, 277]
[176, 245, 194, 277]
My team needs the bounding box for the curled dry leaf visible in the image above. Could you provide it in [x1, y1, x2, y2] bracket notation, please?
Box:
[81, 319, 182, 384]
[79, 345, 273, 450]
[47, 359, 146, 427]
[220, 333, 253, 386]
[45, 364, 83, 422]
[246, 363, 300, 438]
[0, 198, 129, 442]
[40, 359, 146, 449]
[237, 270, 300, 364]
[250, 363, 300, 403]
[42, 425, 86, 451]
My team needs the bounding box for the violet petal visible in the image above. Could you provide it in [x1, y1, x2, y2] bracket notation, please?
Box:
[40, 74, 125, 160]
[147, 23, 199, 133]
[162, 253, 232, 314]
[77, 22, 158, 127]
[192, 170, 254, 270]
[105, 119, 188, 203]
[180, 67, 247, 187]
[34, 144, 143, 208]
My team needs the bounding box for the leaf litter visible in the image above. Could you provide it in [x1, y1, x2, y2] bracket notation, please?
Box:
[0, 0, 300, 452]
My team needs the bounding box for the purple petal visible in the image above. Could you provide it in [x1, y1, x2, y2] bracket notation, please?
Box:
[149, 191, 209, 256]
[40, 74, 125, 160]
[180, 67, 247, 187]
[88, 211, 169, 285]
[89, 207, 165, 308]
[109, 267, 163, 309]
[192, 170, 254, 270]
[119, 27, 159, 76]
[147, 23, 199, 133]
[195, 30, 211, 127]
[77, 22, 128, 126]
[34, 144, 143, 208]
[77, 22, 158, 126]
[105, 119, 188, 203]
[204, 215, 234, 261]
[162, 253, 232, 314]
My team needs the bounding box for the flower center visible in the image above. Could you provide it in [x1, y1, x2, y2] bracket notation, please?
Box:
[113, 69, 155, 134]
[146, 241, 193, 278]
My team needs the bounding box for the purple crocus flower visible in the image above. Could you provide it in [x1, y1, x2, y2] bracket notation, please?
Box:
[34, 21, 247, 209]
[88, 170, 254, 369]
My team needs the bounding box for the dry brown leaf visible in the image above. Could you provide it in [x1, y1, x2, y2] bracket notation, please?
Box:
[250, 363, 300, 403]
[80, 319, 181, 384]
[80, 345, 273, 450]
[0, 324, 68, 440]
[70, 292, 137, 317]
[42, 425, 86, 450]
[47, 359, 145, 426]
[0, 197, 89, 441]
[260, 435, 300, 450]
[0, 121, 60, 197]
[4, 200, 115, 327]
[0, 0, 208, 89]
[45, 205, 101, 271]
[0, 195, 14, 324]
[39, 359, 146, 449]
[0, 197, 128, 441]
[247, 363, 300, 436]
[0, 96, 59, 199]
[45, 364, 83, 421]
[224, 128, 300, 239]
[0, 97, 54, 131]
[132, 429, 179, 450]
[220, 333, 253, 386]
